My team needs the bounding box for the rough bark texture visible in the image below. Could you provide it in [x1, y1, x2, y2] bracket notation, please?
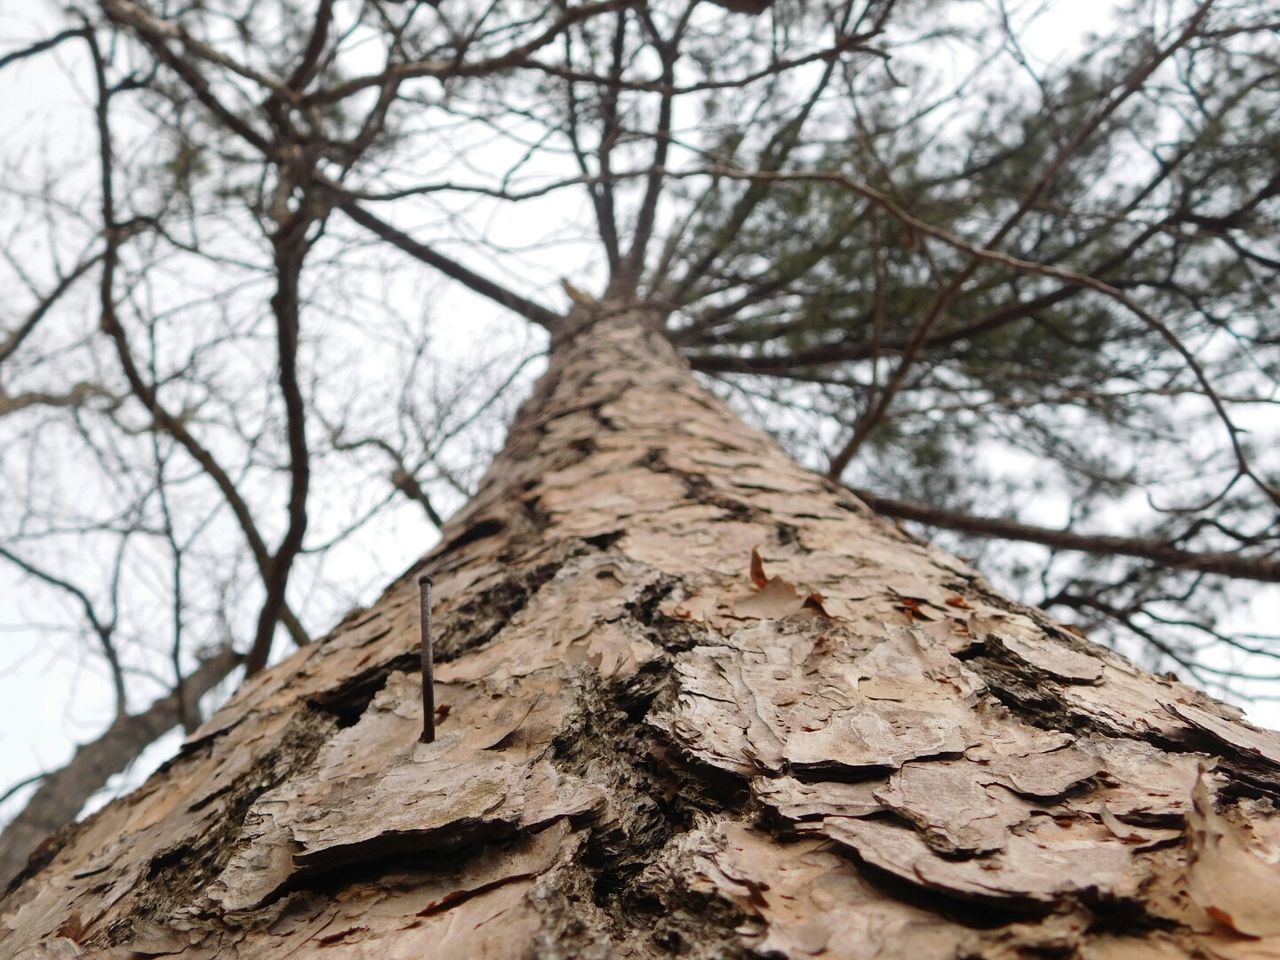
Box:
[0, 646, 242, 892]
[4, 309, 1280, 959]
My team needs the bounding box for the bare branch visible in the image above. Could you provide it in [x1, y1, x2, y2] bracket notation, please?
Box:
[335, 198, 563, 331]
[854, 489, 1280, 583]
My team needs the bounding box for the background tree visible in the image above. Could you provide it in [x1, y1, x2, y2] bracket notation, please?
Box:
[0, 0, 1277, 889]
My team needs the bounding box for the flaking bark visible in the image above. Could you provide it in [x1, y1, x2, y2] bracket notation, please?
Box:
[0, 646, 242, 893]
[3, 307, 1280, 959]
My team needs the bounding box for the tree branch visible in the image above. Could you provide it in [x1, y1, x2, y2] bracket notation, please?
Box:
[335, 198, 562, 331]
[244, 204, 314, 677]
[0, 27, 90, 72]
[855, 489, 1280, 583]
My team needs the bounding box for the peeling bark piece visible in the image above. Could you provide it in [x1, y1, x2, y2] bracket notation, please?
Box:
[874, 761, 1034, 855]
[735, 548, 827, 620]
[1056, 667, 1192, 740]
[785, 704, 970, 775]
[542, 467, 687, 519]
[852, 625, 986, 703]
[977, 742, 1105, 799]
[734, 575, 807, 620]
[402, 818, 572, 917]
[918, 617, 980, 656]
[210, 673, 603, 910]
[620, 515, 766, 579]
[824, 814, 1141, 906]
[657, 624, 984, 778]
[1099, 804, 1180, 847]
[655, 644, 789, 776]
[727, 465, 820, 495]
[663, 593, 719, 622]
[752, 776, 884, 820]
[1094, 739, 1205, 824]
[178, 824, 580, 960]
[15, 940, 83, 960]
[678, 821, 974, 960]
[748, 491, 853, 521]
[1166, 702, 1280, 770]
[288, 757, 597, 869]
[1187, 771, 1280, 937]
[965, 724, 1076, 763]
[749, 546, 769, 588]
[1195, 935, 1280, 960]
[986, 630, 1104, 684]
[438, 552, 664, 684]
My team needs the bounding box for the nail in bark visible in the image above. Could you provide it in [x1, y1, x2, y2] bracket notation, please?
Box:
[418, 574, 435, 743]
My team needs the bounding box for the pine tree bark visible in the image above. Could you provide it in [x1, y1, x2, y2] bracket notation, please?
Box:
[0, 647, 243, 891]
[3, 307, 1280, 959]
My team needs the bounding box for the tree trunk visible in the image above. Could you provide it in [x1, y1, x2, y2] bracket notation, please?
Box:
[3, 308, 1279, 959]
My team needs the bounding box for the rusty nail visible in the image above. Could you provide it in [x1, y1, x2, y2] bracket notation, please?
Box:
[418, 573, 435, 743]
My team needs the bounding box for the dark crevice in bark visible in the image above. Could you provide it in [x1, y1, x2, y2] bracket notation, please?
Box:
[967, 579, 1105, 660]
[1184, 757, 1280, 806]
[627, 576, 677, 629]
[1082, 892, 1183, 936]
[1219, 775, 1280, 807]
[650, 741, 755, 816]
[966, 657, 1096, 733]
[635, 447, 666, 470]
[615, 658, 676, 716]
[680, 472, 762, 522]
[583, 528, 625, 551]
[289, 819, 556, 876]
[555, 695, 675, 895]
[309, 650, 419, 728]
[586, 392, 625, 434]
[311, 553, 569, 731]
[775, 521, 800, 545]
[540, 561, 763, 943]
[642, 446, 765, 523]
[3, 826, 71, 900]
[633, 680, 757, 814]
[517, 493, 552, 534]
[615, 578, 690, 704]
[834, 494, 875, 516]
[971, 649, 1280, 804]
[439, 516, 508, 554]
[787, 760, 950, 785]
[547, 673, 753, 958]
[614, 890, 753, 960]
[571, 436, 599, 458]
[646, 618, 706, 654]
[828, 836, 1062, 924]
[516, 387, 626, 458]
[209, 819, 575, 938]
[531, 863, 753, 960]
[437, 559, 563, 661]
